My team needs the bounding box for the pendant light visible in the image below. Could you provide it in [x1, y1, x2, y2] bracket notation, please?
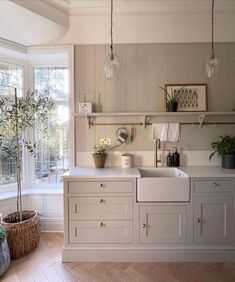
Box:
[104, 0, 120, 80]
[205, 0, 219, 79]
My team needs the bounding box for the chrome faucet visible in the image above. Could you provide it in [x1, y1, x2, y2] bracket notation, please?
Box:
[154, 139, 161, 167]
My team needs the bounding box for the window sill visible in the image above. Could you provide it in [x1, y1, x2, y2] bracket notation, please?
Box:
[0, 186, 63, 201]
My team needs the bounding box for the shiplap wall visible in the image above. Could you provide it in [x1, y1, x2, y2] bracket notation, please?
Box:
[74, 43, 235, 154]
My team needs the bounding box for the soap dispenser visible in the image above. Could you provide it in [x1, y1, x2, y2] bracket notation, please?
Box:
[166, 150, 172, 167]
[172, 147, 180, 167]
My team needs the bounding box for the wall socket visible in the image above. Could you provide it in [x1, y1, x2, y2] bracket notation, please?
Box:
[100, 138, 111, 145]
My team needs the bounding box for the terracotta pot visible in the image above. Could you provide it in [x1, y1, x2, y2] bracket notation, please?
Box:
[93, 154, 107, 168]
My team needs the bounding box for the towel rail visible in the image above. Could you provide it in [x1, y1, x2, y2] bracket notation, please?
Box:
[89, 121, 235, 127]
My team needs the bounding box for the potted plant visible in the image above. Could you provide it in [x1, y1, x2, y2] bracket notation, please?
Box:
[209, 135, 235, 169]
[92, 145, 108, 168]
[0, 226, 10, 277]
[0, 88, 55, 259]
[159, 85, 185, 112]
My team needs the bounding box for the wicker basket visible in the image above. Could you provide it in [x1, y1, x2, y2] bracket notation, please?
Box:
[0, 210, 41, 259]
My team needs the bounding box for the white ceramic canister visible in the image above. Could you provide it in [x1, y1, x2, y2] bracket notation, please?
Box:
[121, 153, 134, 168]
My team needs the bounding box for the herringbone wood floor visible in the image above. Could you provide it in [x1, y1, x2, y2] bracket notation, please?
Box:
[1, 233, 235, 282]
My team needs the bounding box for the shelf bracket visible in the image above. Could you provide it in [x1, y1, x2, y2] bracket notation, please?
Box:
[86, 116, 94, 129]
[198, 114, 206, 128]
[143, 115, 148, 128]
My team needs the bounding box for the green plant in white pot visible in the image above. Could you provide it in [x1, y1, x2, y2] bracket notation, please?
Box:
[92, 144, 108, 168]
[0, 88, 55, 259]
[209, 135, 235, 169]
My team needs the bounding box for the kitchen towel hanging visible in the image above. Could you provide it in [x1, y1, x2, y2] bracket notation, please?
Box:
[152, 123, 180, 142]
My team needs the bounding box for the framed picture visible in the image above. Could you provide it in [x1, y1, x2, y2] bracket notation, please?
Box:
[165, 84, 208, 112]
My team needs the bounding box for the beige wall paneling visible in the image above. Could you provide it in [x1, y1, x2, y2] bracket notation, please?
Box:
[74, 43, 235, 153]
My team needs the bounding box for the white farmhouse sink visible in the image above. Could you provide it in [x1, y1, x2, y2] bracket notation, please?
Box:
[137, 168, 190, 202]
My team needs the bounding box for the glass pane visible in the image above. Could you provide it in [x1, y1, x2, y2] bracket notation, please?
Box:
[34, 67, 69, 184]
[0, 62, 23, 188]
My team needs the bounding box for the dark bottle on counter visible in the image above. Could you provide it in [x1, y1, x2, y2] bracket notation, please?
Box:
[172, 147, 180, 167]
[166, 150, 173, 167]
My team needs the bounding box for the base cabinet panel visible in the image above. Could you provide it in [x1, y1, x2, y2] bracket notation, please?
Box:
[69, 221, 133, 244]
[193, 194, 233, 244]
[139, 205, 187, 244]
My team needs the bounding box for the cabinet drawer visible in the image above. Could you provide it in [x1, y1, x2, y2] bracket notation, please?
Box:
[194, 179, 233, 193]
[69, 197, 133, 220]
[69, 221, 133, 244]
[68, 181, 133, 194]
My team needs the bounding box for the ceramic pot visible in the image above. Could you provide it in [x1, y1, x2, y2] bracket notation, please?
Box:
[93, 154, 107, 168]
[0, 238, 10, 277]
[222, 154, 235, 169]
[167, 101, 178, 112]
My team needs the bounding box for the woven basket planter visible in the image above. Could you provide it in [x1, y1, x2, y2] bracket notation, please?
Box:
[1, 210, 41, 259]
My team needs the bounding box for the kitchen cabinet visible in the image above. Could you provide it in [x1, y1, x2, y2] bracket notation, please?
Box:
[193, 178, 233, 245]
[139, 205, 187, 244]
[64, 178, 135, 246]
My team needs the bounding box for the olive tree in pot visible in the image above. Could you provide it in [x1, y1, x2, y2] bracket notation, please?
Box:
[209, 135, 235, 169]
[0, 226, 10, 277]
[0, 88, 55, 259]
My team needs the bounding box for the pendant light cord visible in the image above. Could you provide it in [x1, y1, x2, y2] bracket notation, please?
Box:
[211, 0, 215, 59]
[110, 0, 114, 60]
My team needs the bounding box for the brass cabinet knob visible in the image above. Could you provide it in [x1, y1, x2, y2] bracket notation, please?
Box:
[100, 222, 104, 227]
[99, 183, 103, 188]
[142, 223, 146, 228]
[213, 182, 217, 187]
[196, 218, 201, 223]
[99, 198, 104, 203]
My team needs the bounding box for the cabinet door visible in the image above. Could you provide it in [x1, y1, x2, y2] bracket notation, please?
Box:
[139, 205, 187, 244]
[194, 194, 233, 244]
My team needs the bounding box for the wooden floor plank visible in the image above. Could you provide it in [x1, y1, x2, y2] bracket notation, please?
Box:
[1, 233, 235, 282]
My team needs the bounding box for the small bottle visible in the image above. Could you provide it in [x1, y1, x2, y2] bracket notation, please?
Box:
[172, 147, 180, 167]
[166, 150, 172, 167]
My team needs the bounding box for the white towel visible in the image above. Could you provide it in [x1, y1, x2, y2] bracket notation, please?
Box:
[167, 123, 180, 142]
[152, 123, 180, 142]
[152, 123, 168, 142]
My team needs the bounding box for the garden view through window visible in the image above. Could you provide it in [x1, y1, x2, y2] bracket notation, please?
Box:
[34, 67, 69, 184]
[0, 62, 23, 187]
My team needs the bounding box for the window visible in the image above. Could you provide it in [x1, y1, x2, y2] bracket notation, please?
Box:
[34, 67, 69, 184]
[0, 62, 23, 187]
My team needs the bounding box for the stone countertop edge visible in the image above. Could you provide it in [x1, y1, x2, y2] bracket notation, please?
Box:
[63, 166, 235, 178]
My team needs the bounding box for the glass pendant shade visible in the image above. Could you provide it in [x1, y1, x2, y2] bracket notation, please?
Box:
[104, 52, 120, 80]
[205, 54, 219, 79]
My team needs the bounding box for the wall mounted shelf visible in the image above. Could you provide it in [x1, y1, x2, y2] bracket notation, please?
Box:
[73, 112, 235, 129]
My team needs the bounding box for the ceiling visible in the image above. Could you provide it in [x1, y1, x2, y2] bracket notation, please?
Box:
[0, 0, 235, 47]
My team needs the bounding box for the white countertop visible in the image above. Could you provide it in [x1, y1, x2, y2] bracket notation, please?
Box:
[64, 166, 235, 179]
[63, 167, 141, 178]
[180, 166, 235, 178]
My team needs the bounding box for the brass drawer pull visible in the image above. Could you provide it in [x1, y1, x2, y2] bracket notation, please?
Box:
[196, 218, 201, 223]
[99, 183, 104, 188]
[142, 223, 146, 228]
[213, 182, 217, 187]
[99, 198, 104, 204]
[100, 222, 105, 227]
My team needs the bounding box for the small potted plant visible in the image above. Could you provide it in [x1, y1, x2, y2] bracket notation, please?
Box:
[92, 145, 108, 168]
[209, 135, 235, 169]
[159, 85, 185, 112]
[0, 226, 10, 277]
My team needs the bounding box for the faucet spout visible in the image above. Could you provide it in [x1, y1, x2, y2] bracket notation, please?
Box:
[154, 139, 161, 167]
